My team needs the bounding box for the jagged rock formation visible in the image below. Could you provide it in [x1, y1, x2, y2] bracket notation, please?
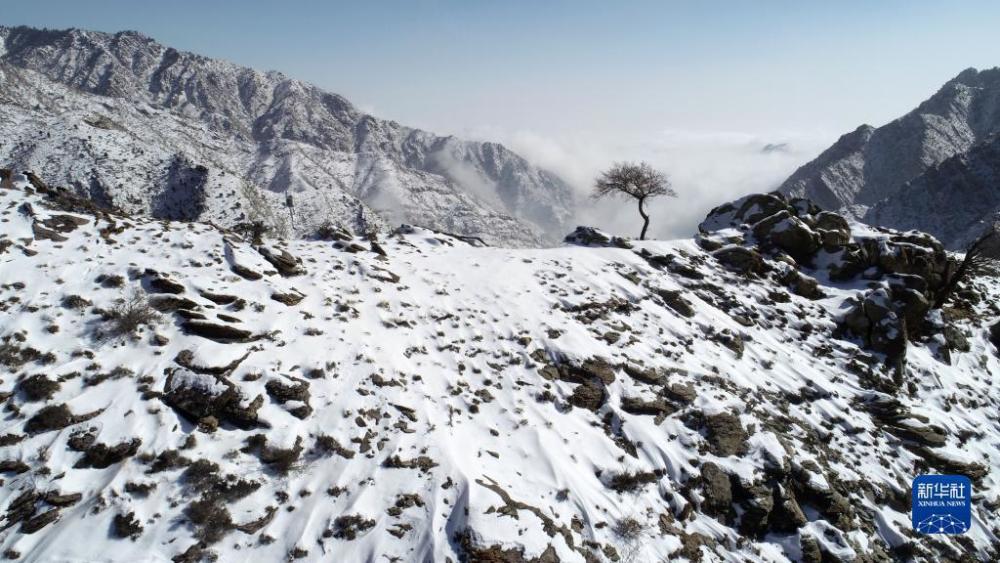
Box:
[779, 67, 1000, 247]
[0, 25, 575, 246]
[1, 170, 997, 562]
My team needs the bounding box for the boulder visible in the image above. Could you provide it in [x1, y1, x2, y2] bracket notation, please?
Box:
[699, 462, 733, 520]
[752, 211, 821, 263]
[814, 211, 851, 248]
[564, 226, 633, 249]
[181, 320, 253, 343]
[712, 246, 765, 275]
[162, 368, 263, 429]
[567, 382, 605, 412]
[654, 288, 695, 318]
[704, 412, 749, 456]
[270, 291, 305, 306]
[257, 245, 305, 276]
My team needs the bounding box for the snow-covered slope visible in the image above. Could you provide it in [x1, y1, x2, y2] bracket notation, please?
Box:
[865, 134, 1000, 249]
[779, 67, 1000, 226]
[0, 26, 575, 247]
[1, 170, 997, 562]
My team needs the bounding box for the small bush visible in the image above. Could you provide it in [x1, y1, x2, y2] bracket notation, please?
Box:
[612, 516, 646, 541]
[18, 374, 61, 402]
[61, 294, 92, 310]
[107, 288, 157, 337]
[330, 514, 375, 540]
[25, 404, 76, 433]
[607, 470, 660, 493]
[111, 511, 143, 540]
[185, 498, 233, 544]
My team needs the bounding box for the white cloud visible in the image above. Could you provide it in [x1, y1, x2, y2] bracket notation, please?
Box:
[485, 127, 833, 240]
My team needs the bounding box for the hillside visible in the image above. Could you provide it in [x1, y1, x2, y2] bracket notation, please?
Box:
[865, 134, 1000, 249]
[0, 170, 997, 562]
[779, 67, 1000, 246]
[0, 26, 575, 247]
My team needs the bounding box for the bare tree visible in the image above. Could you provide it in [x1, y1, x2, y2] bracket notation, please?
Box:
[593, 162, 676, 240]
[933, 227, 1000, 308]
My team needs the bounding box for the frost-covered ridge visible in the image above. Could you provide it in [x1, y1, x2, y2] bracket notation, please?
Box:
[0, 171, 998, 562]
[0, 25, 575, 247]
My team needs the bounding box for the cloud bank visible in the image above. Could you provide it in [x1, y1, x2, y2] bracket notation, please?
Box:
[469, 127, 833, 242]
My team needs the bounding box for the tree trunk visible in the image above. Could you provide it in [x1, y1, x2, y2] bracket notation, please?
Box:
[637, 197, 650, 240]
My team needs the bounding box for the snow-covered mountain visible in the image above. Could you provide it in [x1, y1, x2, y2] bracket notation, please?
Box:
[0, 25, 575, 247]
[1, 169, 997, 562]
[866, 134, 1000, 249]
[780, 67, 1000, 246]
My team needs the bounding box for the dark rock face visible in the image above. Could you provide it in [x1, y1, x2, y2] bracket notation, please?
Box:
[751, 211, 821, 263]
[161, 369, 263, 429]
[711, 246, 765, 275]
[699, 463, 733, 520]
[181, 320, 253, 343]
[704, 412, 749, 457]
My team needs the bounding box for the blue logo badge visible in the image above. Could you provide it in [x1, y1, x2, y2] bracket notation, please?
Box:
[912, 474, 971, 534]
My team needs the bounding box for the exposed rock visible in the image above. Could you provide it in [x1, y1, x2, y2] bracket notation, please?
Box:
[161, 368, 263, 429]
[699, 462, 733, 520]
[257, 246, 305, 276]
[148, 295, 201, 312]
[712, 246, 765, 275]
[72, 437, 142, 469]
[18, 374, 60, 402]
[20, 509, 60, 534]
[752, 211, 821, 263]
[567, 382, 605, 412]
[145, 271, 185, 294]
[654, 288, 695, 318]
[563, 226, 632, 249]
[704, 412, 749, 457]
[270, 290, 305, 306]
[181, 320, 253, 343]
[265, 377, 312, 419]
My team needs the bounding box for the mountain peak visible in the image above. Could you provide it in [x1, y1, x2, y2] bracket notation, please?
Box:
[780, 66, 1000, 227]
[0, 25, 575, 247]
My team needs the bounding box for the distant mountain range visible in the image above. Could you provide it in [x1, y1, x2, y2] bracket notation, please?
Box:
[780, 67, 1000, 248]
[0, 25, 575, 246]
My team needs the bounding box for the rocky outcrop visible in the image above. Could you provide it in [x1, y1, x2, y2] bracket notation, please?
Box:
[161, 368, 263, 429]
[700, 191, 960, 371]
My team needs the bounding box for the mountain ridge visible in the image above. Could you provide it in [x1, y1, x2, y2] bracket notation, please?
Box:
[0, 25, 575, 246]
[779, 66, 1000, 246]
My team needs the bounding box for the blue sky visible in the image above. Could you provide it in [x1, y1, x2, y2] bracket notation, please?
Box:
[6, 1, 1000, 138]
[5, 1, 1000, 237]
